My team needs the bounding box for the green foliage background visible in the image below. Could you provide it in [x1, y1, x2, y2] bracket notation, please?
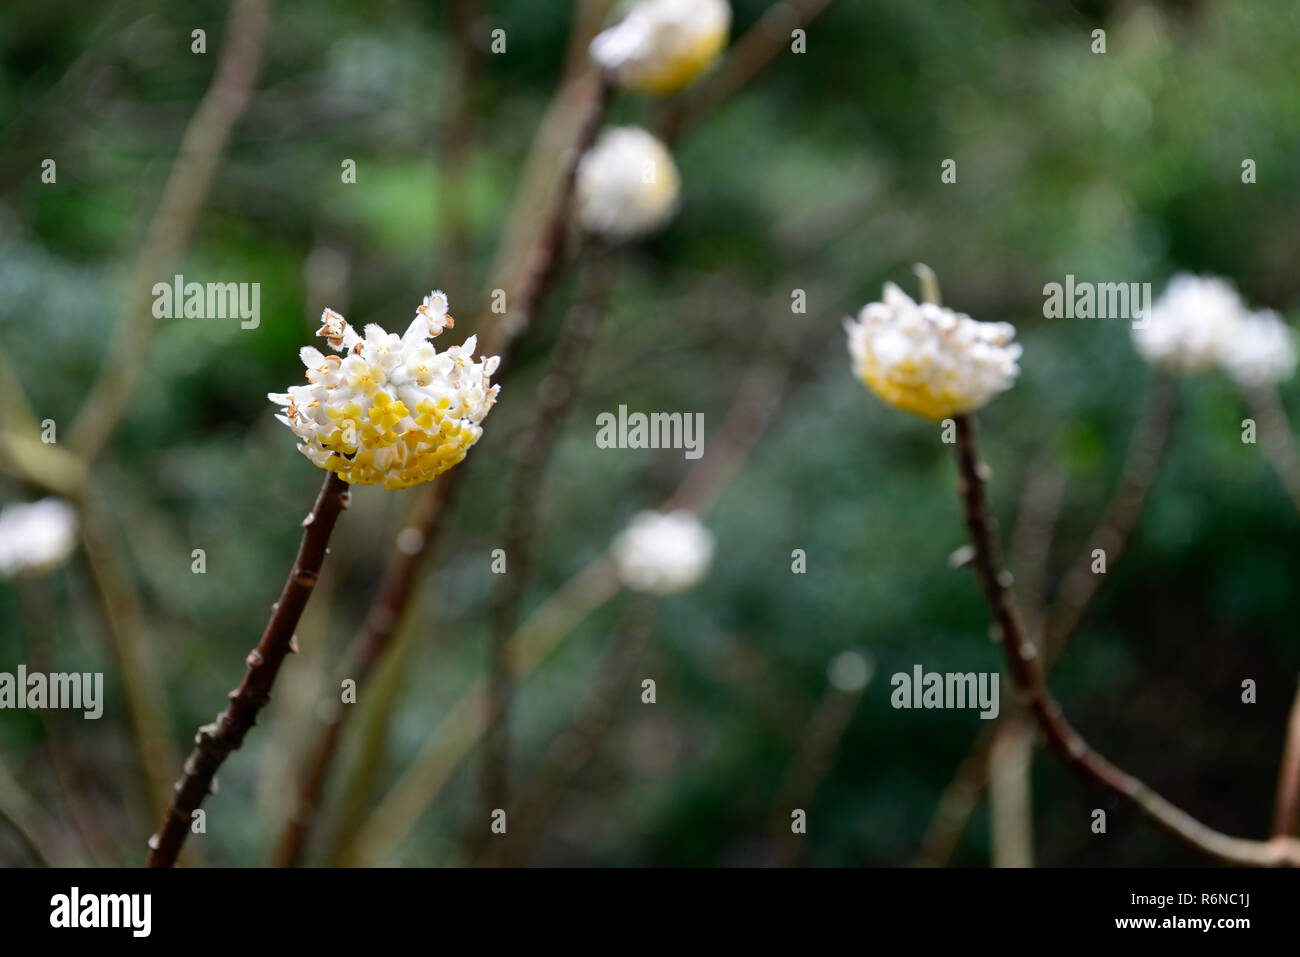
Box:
[0, 0, 1297, 866]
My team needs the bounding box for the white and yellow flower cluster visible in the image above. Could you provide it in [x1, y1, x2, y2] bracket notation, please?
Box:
[612, 509, 714, 595]
[844, 282, 1022, 421]
[576, 126, 681, 241]
[590, 0, 731, 95]
[1134, 273, 1296, 387]
[269, 292, 500, 489]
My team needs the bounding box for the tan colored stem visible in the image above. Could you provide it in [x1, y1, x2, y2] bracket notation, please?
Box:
[988, 711, 1035, 868]
[70, 0, 272, 462]
[79, 491, 181, 836]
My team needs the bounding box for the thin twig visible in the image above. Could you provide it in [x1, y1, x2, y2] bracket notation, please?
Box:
[79, 490, 182, 836]
[480, 597, 657, 867]
[915, 374, 1177, 866]
[1042, 373, 1178, 661]
[770, 679, 868, 867]
[341, 355, 799, 865]
[1245, 385, 1300, 517]
[70, 0, 273, 462]
[0, 755, 86, 867]
[273, 478, 454, 866]
[952, 413, 1300, 867]
[147, 471, 349, 867]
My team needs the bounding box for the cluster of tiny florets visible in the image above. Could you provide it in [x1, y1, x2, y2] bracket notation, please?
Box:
[269, 292, 500, 489]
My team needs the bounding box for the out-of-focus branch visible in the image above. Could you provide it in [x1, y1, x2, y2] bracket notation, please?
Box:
[1238, 387, 1300, 837]
[79, 490, 181, 836]
[953, 413, 1300, 867]
[1042, 374, 1178, 661]
[769, 672, 868, 867]
[1272, 678, 1300, 837]
[147, 472, 349, 868]
[341, 352, 800, 865]
[0, 755, 86, 867]
[1245, 385, 1300, 517]
[481, 597, 657, 867]
[482, 240, 617, 817]
[69, 0, 272, 462]
[988, 713, 1035, 868]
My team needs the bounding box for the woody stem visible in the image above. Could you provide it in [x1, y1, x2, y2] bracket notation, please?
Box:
[952, 414, 1300, 867]
[147, 471, 350, 867]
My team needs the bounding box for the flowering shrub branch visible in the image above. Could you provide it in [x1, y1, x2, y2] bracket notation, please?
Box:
[953, 413, 1300, 866]
[147, 472, 350, 867]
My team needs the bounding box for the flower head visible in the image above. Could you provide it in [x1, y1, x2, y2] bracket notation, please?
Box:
[1220, 308, 1297, 389]
[590, 0, 731, 95]
[576, 126, 681, 241]
[0, 498, 78, 578]
[270, 292, 499, 489]
[844, 282, 1021, 421]
[1133, 274, 1247, 374]
[612, 509, 714, 595]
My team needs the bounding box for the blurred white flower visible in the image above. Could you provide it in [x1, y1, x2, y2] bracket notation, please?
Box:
[612, 509, 714, 595]
[590, 0, 731, 95]
[0, 498, 78, 578]
[827, 650, 874, 693]
[1133, 273, 1247, 373]
[269, 292, 500, 489]
[1220, 309, 1297, 389]
[576, 126, 681, 241]
[844, 281, 1021, 421]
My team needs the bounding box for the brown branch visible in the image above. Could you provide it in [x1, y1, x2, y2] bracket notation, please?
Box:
[273, 477, 453, 866]
[770, 678, 867, 867]
[1042, 373, 1178, 660]
[482, 239, 616, 817]
[147, 471, 349, 867]
[69, 0, 273, 462]
[915, 373, 1177, 866]
[1273, 678, 1300, 837]
[952, 413, 1300, 867]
